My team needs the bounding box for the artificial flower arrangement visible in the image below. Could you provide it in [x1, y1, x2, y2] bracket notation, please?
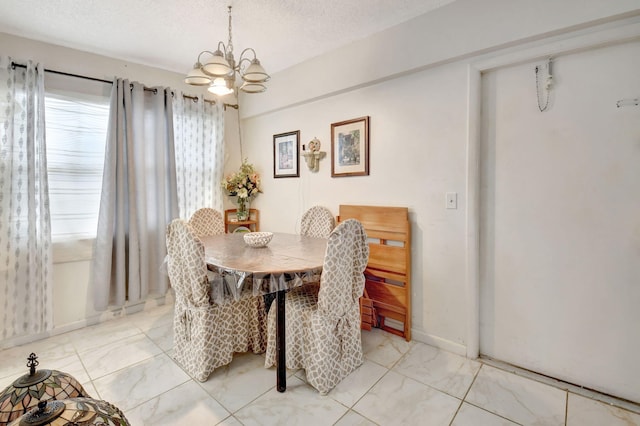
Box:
[221, 159, 262, 220]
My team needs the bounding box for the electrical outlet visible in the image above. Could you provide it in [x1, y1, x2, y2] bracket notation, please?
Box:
[446, 192, 457, 209]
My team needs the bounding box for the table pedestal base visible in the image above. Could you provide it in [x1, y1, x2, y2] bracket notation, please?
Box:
[276, 289, 286, 392]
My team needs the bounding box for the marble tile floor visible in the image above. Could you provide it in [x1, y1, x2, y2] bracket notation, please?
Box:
[1, 304, 638, 426]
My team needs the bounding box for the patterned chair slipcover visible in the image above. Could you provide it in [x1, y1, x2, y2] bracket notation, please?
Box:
[188, 208, 225, 238]
[300, 206, 335, 238]
[166, 219, 267, 382]
[264, 219, 369, 394]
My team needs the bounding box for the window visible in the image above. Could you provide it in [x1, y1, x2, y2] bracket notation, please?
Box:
[45, 91, 109, 242]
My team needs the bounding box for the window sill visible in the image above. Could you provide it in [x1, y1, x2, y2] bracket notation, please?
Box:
[52, 238, 95, 264]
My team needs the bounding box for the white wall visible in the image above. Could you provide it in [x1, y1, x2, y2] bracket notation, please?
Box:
[241, 0, 640, 118]
[243, 62, 470, 348]
[238, 0, 640, 357]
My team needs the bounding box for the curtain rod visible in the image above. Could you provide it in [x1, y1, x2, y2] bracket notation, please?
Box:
[10, 61, 239, 110]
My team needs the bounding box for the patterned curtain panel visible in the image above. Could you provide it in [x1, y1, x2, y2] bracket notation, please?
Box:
[172, 94, 224, 219]
[0, 57, 53, 341]
[91, 79, 179, 311]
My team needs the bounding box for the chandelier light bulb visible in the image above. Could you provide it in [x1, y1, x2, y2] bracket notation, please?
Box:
[208, 78, 234, 96]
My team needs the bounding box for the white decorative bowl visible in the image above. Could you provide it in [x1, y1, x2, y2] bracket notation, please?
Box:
[243, 231, 273, 247]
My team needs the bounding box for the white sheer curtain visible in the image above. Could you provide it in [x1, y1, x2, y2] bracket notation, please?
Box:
[0, 57, 53, 341]
[92, 79, 179, 311]
[172, 93, 224, 219]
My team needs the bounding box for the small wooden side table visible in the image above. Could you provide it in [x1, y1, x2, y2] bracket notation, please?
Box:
[224, 208, 260, 233]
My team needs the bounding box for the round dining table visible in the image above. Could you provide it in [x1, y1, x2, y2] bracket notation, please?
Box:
[200, 232, 328, 392]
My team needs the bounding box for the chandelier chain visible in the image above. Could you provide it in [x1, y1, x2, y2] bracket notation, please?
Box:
[227, 6, 234, 55]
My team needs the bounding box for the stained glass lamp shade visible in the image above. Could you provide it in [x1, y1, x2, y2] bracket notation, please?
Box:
[0, 353, 89, 425]
[8, 398, 130, 426]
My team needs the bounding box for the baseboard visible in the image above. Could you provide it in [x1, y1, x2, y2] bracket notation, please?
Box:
[1, 330, 54, 350]
[411, 329, 467, 357]
[0, 293, 171, 350]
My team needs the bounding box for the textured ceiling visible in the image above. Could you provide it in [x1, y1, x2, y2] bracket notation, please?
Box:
[0, 0, 455, 76]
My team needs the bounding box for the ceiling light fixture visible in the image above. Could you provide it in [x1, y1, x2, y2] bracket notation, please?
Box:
[185, 5, 270, 97]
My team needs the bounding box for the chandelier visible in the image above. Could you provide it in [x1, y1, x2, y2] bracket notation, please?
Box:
[184, 5, 270, 96]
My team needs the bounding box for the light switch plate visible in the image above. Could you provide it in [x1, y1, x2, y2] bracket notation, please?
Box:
[446, 192, 457, 209]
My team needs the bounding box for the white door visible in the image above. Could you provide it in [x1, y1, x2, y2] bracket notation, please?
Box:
[479, 40, 640, 403]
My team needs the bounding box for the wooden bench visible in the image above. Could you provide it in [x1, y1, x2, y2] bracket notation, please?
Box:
[337, 205, 411, 341]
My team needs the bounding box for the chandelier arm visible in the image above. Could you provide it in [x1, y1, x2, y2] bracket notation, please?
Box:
[236, 57, 253, 72]
[237, 48, 259, 74]
[217, 41, 229, 55]
[239, 48, 257, 61]
[196, 50, 217, 64]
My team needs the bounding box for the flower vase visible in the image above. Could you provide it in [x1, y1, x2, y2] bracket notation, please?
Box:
[236, 198, 250, 221]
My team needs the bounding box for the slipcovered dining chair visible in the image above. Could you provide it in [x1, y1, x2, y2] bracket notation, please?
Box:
[166, 219, 267, 382]
[264, 219, 369, 394]
[189, 207, 225, 238]
[262, 206, 335, 313]
[300, 205, 335, 238]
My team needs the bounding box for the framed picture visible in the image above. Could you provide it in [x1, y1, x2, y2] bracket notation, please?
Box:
[273, 130, 300, 178]
[331, 116, 369, 177]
